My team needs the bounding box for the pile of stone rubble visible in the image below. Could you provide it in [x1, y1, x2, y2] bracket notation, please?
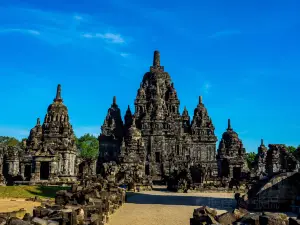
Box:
[0, 177, 126, 225]
[190, 205, 300, 225]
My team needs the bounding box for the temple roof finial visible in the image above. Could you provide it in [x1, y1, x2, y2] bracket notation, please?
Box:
[199, 96, 203, 104]
[37, 118, 40, 125]
[113, 96, 117, 105]
[228, 118, 232, 130]
[54, 84, 63, 102]
[261, 139, 264, 146]
[153, 50, 160, 67]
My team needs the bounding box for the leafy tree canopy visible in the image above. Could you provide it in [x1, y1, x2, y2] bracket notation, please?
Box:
[246, 152, 256, 169]
[77, 134, 99, 160]
[0, 136, 21, 147]
[285, 145, 297, 153]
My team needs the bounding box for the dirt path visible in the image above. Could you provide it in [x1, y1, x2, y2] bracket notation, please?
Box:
[0, 199, 40, 214]
[108, 187, 236, 225]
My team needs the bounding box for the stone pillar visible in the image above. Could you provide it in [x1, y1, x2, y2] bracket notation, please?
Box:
[20, 164, 25, 179]
[35, 161, 41, 181]
[229, 166, 233, 178]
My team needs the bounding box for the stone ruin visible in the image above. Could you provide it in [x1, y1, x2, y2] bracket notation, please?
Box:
[97, 50, 251, 191]
[252, 143, 299, 179]
[0, 85, 79, 185]
[0, 176, 125, 225]
[190, 204, 300, 225]
[229, 143, 300, 213]
[216, 119, 249, 182]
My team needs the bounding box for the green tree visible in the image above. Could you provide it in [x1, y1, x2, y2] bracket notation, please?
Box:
[246, 152, 256, 169]
[286, 145, 297, 153]
[77, 134, 99, 160]
[0, 136, 20, 147]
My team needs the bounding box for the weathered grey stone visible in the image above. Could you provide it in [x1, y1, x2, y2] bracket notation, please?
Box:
[216, 212, 237, 225]
[32, 217, 48, 225]
[97, 51, 219, 189]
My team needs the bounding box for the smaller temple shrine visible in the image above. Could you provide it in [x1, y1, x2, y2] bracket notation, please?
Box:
[216, 119, 249, 180]
[252, 139, 268, 179]
[0, 85, 79, 185]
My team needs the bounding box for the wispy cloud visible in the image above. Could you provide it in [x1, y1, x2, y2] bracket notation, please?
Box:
[82, 32, 125, 44]
[201, 82, 212, 94]
[208, 30, 241, 39]
[73, 15, 83, 21]
[0, 28, 40, 36]
[120, 52, 130, 58]
[0, 6, 129, 51]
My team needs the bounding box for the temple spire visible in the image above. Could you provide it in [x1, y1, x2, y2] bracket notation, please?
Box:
[37, 118, 40, 126]
[228, 119, 232, 130]
[261, 139, 264, 146]
[132, 116, 136, 127]
[153, 50, 160, 67]
[113, 96, 117, 106]
[199, 96, 203, 104]
[54, 84, 63, 102]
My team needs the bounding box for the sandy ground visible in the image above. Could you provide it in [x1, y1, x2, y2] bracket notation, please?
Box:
[0, 199, 40, 214]
[108, 186, 236, 225]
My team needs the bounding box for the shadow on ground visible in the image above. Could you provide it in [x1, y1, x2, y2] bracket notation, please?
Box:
[26, 186, 70, 198]
[126, 192, 236, 211]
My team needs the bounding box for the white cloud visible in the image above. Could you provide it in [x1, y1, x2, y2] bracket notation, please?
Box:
[202, 82, 212, 94]
[0, 28, 40, 36]
[82, 32, 125, 44]
[120, 52, 130, 58]
[73, 15, 83, 21]
[0, 7, 128, 47]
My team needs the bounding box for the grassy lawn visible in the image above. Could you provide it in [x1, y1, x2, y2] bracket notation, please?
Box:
[0, 186, 70, 199]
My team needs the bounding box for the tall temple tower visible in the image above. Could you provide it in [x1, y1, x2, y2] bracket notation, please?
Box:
[98, 96, 124, 166]
[25, 84, 78, 182]
[98, 51, 218, 182]
[132, 51, 218, 181]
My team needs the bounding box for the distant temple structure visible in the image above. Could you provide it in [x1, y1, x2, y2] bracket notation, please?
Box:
[3, 50, 298, 187]
[216, 119, 249, 179]
[98, 51, 238, 183]
[0, 85, 78, 184]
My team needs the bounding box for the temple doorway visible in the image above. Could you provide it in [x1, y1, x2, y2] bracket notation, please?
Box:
[221, 160, 229, 177]
[233, 167, 241, 179]
[2, 161, 8, 178]
[24, 165, 32, 181]
[190, 166, 202, 183]
[40, 162, 50, 180]
[145, 164, 150, 175]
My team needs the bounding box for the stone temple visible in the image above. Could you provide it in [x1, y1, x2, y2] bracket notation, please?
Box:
[0, 50, 253, 187]
[98, 51, 225, 183]
[0, 85, 78, 184]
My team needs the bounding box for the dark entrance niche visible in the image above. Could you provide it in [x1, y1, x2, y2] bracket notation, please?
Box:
[190, 166, 202, 183]
[40, 162, 50, 180]
[155, 152, 160, 163]
[145, 164, 150, 175]
[2, 161, 8, 178]
[233, 167, 241, 179]
[221, 160, 229, 177]
[79, 162, 85, 175]
[24, 165, 32, 181]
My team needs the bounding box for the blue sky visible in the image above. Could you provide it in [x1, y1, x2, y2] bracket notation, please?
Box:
[0, 0, 299, 152]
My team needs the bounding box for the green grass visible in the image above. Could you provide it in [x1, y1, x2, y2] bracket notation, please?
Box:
[0, 186, 70, 199]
